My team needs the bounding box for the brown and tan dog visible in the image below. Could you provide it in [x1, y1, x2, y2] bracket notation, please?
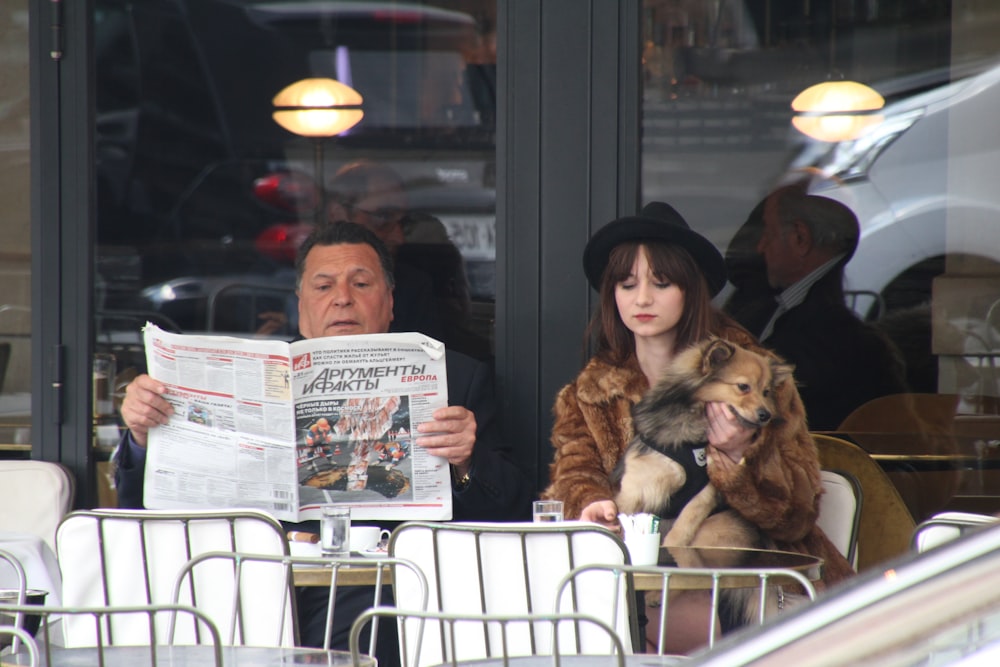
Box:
[613, 337, 794, 550]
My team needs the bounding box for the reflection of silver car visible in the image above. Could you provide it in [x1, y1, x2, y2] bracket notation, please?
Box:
[785, 58, 1000, 318]
[688, 522, 1000, 665]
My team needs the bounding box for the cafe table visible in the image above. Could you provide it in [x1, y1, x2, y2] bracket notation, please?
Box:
[0, 531, 62, 604]
[0, 645, 375, 666]
[291, 546, 823, 591]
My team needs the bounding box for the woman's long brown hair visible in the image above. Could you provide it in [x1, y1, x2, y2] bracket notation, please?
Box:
[586, 241, 725, 365]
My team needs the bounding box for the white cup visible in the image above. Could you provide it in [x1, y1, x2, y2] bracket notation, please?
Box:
[351, 526, 391, 552]
[320, 505, 351, 558]
[625, 532, 661, 566]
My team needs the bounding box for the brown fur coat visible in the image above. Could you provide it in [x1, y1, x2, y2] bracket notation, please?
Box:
[542, 326, 855, 588]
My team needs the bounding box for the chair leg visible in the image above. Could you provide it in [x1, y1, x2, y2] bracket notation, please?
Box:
[643, 590, 719, 655]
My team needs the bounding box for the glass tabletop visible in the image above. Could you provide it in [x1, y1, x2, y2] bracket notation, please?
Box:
[658, 545, 821, 571]
[627, 545, 824, 591]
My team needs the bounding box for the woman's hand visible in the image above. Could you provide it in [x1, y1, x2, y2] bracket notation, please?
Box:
[705, 401, 757, 465]
[580, 499, 621, 533]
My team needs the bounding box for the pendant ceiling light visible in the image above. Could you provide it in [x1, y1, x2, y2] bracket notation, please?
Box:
[791, 80, 885, 143]
[272, 78, 364, 138]
[271, 78, 364, 223]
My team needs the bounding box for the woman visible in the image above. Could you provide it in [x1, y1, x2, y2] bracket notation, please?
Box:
[542, 202, 853, 649]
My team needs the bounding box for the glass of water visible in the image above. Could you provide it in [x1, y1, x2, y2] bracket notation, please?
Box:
[533, 500, 564, 523]
[320, 505, 351, 558]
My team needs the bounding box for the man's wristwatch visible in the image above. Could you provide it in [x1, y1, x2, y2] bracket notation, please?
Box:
[452, 466, 471, 490]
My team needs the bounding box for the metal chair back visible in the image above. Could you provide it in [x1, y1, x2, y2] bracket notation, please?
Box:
[911, 511, 999, 552]
[0, 624, 40, 666]
[55, 509, 289, 646]
[0, 602, 223, 666]
[350, 608, 627, 667]
[389, 521, 633, 665]
[556, 563, 817, 653]
[174, 551, 427, 650]
[0, 549, 30, 654]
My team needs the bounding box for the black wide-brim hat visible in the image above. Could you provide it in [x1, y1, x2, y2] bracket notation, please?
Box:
[583, 201, 728, 296]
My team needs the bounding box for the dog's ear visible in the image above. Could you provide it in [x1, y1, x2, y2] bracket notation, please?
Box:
[701, 338, 736, 374]
[770, 360, 796, 385]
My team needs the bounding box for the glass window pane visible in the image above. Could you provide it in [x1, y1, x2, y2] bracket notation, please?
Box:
[94, 0, 497, 505]
[642, 1, 1000, 522]
[0, 1, 31, 455]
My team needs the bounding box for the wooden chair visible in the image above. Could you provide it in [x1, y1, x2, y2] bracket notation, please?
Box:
[817, 469, 863, 568]
[838, 392, 963, 436]
[349, 608, 627, 667]
[813, 434, 916, 572]
[836, 392, 971, 522]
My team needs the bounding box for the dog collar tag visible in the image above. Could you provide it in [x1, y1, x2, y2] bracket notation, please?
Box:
[693, 446, 708, 467]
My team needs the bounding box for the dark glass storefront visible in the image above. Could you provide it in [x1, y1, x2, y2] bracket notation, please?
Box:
[11, 0, 1000, 524]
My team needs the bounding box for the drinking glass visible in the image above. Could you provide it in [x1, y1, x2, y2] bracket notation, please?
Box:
[320, 505, 351, 558]
[92, 353, 116, 418]
[533, 500, 564, 523]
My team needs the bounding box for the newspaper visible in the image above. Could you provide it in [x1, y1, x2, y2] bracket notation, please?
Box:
[140, 323, 453, 522]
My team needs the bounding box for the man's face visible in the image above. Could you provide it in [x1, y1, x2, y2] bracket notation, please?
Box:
[296, 242, 394, 338]
[756, 196, 797, 290]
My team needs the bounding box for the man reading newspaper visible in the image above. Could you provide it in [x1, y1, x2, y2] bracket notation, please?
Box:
[114, 221, 532, 659]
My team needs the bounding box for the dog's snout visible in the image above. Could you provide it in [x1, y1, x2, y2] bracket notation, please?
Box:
[757, 408, 772, 424]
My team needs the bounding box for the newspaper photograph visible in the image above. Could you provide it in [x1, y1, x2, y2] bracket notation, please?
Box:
[140, 323, 453, 522]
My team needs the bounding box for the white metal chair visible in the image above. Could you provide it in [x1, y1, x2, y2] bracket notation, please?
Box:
[349, 608, 627, 667]
[556, 563, 817, 653]
[0, 602, 222, 665]
[55, 509, 290, 646]
[389, 521, 634, 665]
[0, 624, 40, 666]
[0, 461, 75, 553]
[911, 511, 999, 552]
[0, 549, 31, 653]
[173, 550, 428, 650]
[817, 469, 863, 568]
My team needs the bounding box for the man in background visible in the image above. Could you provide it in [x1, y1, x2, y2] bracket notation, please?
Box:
[725, 185, 909, 430]
[327, 159, 491, 360]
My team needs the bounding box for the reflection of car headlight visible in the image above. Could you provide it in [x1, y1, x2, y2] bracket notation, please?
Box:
[815, 108, 924, 181]
[152, 284, 178, 302]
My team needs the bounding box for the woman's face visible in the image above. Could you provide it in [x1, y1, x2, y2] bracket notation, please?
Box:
[614, 246, 685, 342]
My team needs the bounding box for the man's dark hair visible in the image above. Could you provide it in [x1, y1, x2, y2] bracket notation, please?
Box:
[294, 221, 396, 289]
[773, 185, 860, 260]
[327, 159, 405, 208]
